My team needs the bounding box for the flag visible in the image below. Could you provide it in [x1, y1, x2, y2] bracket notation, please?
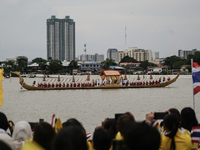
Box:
[54, 118, 62, 133]
[0, 68, 4, 106]
[192, 62, 200, 95]
[51, 114, 56, 127]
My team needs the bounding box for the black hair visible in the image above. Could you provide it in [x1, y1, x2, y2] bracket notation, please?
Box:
[0, 140, 12, 150]
[0, 112, 9, 131]
[164, 114, 179, 150]
[123, 122, 160, 150]
[62, 118, 86, 134]
[181, 107, 198, 132]
[118, 114, 135, 135]
[33, 122, 55, 150]
[93, 127, 112, 150]
[169, 108, 181, 128]
[52, 126, 88, 150]
[103, 119, 118, 139]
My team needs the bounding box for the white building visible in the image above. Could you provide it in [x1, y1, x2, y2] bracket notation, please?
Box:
[152, 52, 159, 60]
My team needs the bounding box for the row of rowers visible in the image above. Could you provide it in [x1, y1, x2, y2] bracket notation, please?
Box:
[36, 76, 171, 87]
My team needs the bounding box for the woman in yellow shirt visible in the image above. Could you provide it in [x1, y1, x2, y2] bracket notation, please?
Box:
[159, 114, 192, 150]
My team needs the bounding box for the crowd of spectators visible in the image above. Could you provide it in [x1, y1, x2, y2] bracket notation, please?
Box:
[0, 107, 199, 150]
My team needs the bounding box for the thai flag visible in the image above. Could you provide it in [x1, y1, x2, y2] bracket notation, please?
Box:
[191, 126, 200, 147]
[192, 62, 200, 95]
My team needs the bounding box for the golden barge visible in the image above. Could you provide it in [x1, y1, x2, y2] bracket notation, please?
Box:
[11, 70, 181, 90]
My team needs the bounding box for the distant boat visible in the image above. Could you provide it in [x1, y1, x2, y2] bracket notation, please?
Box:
[11, 70, 181, 91]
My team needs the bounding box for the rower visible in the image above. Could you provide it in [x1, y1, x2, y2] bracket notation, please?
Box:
[59, 83, 61, 87]
[63, 83, 65, 87]
[48, 83, 51, 87]
[52, 83, 54, 87]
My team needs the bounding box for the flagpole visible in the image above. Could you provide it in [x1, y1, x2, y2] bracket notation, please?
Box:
[191, 59, 195, 110]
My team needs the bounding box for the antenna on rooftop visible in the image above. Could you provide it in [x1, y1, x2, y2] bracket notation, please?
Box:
[125, 26, 127, 50]
[84, 44, 86, 61]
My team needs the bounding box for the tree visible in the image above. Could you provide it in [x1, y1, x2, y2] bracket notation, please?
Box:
[120, 56, 137, 63]
[164, 55, 185, 69]
[101, 58, 117, 69]
[48, 60, 63, 74]
[68, 60, 78, 74]
[32, 57, 47, 71]
[17, 57, 28, 73]
[193, 51, 200, 65]
[140, 60, 157, 70]
[4, 61, 16, 74]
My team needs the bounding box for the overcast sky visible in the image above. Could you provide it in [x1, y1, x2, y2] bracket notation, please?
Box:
[0, 0, 200, 61]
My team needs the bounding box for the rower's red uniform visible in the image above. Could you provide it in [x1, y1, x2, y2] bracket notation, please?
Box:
[168, 77, 170, 81]
[63, 83, 65, 87]
[52, 83, 54, 87]
[70, 83, 72, 87]
[133, 82, 136, 86]
[48, 83, 51, 87]
[44, 83, 47, 87]
[74, 83, 76, 87]
[143, 81, 145, 85]
[77, 83, 80, 87]
[88, 83, 91, 87]
[66, 83, 69, 87]
[56, 83, 58, 87]
[38, 83, 40, 87]
[125, 82, 128, 86]
[81, 83, 84, 87]
[59, 83, 61, 87]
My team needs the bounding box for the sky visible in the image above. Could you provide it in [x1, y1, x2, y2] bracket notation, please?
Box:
[0, 0, 200, 61]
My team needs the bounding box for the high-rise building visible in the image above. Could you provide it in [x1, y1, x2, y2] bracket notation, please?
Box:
[78, 53, 104, 62]
[178, 49, 197, 59]
[152, 52, 159, 60]
[47, 15, 75, 61]
[107, 49, 118, 62]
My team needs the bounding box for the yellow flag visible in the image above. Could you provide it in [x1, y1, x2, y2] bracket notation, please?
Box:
[54, 118, 63, 133]
[22, 140, 45, 150]
[0, 68, 4, 106]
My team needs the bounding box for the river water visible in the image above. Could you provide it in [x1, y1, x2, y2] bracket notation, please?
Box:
[1, 75, 200, 135]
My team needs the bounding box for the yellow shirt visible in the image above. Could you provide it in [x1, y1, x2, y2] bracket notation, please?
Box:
[159, 130, 192, 150]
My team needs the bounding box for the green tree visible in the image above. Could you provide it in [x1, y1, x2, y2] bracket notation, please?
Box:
[32, 57, 47, 71]
[17, 57, 28, 73]
[140, 60, 157, 70]
[48, 60, 63, 74]
[120, 56, 137, 63]
[164, 55, 185, 69]
[68, 60, 78, 74]
[4, 61, 16, 74]
[194, 51, 200, 65]
[185, 54, 194, 65]
[101, 58, 117, 69]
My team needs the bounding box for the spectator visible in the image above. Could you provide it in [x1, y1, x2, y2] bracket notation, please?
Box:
[92, 127, 112, 150]
[53, 126, 88, 150]
[123, 122, 160, 150]
[33, 122, 55, 150]
[159, 114, 192, 150]
[0, 140, 13, 150]
[0, 112, 9, 134]
[181, 107, 200, 149]
[12, 121, 32, 150]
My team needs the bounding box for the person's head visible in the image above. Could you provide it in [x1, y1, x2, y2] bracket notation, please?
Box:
[0, 112, 9, 131]
[181, 107, 198, 132]
[169, 108, 181, 127]
[163, 114, 179, 150]
[0, 140, 12, 150]
[93, 127, 112, 150]
[103, 119, 117, 139]
[33, 122, 55, 150]
[117, 114, 136, 135]
[123, 122, 160, 150]
[53, 126, 88, 150]
[62, 118, 86, 134]
[12, 121, 32, 141]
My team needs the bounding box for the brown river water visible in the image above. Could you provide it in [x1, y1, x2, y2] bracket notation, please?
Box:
[1, 75, 200, 135]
